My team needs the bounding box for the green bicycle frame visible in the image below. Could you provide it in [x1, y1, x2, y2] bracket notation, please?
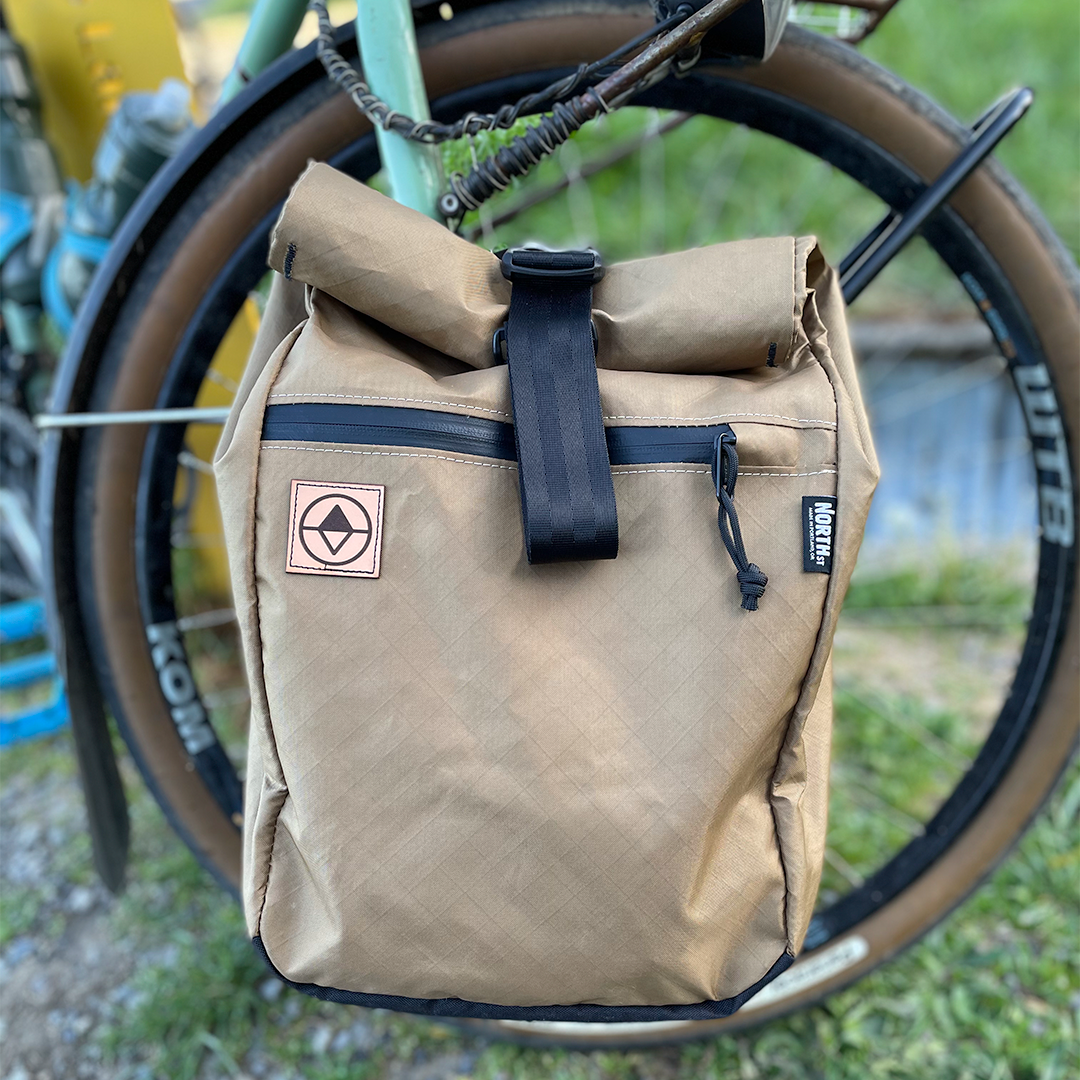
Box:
[221, 0, 445, 219]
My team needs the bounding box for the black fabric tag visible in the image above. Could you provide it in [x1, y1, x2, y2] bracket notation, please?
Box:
[802, 496, 837, 574]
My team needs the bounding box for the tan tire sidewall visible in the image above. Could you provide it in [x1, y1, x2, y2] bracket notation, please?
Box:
[83, 10, 1078, 1043]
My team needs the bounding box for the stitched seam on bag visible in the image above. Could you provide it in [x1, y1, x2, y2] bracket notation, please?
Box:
[787, 235, 800, 371]
[261, 447, 838, 477]
[255, 790, 290, 938]
[738, 468, 837, 477]
[267, 392, 513, 418]
[769, 265, 842, 956]
[261, 445, 518, 470]
[601, 413, 836, 426]
[265, 397, 838, 429]
[613, 467, 838, 477]
[767, 796, 792, 968]
[614, 467, 711, 475]
[248, 333, 304, 938]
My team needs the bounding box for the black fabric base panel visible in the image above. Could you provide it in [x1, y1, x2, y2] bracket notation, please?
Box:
[251, 937, 794, 1023]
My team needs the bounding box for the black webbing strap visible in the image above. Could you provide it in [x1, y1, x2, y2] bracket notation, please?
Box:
[500, 248, 619, 564]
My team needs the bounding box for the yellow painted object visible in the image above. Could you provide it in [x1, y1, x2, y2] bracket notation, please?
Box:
[179, 300, 261, 602]
[5, 0, 189, 180]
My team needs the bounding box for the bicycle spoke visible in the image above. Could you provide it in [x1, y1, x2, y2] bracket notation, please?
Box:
[868, 354, 1008, 424]
[559, 139, 600, 247]
[831, 768, 927, 836]
[777, 157, 833, 236]
[823, 845, 865, 888]
[37, 406, 231, 428]
[177, 608, 237, 632]
[203, 686, 250, 710]
[838, 684, 974, 771]
[841, 606, 1027, 629]
[475, 202, 496, 248]
[460, 112, 690, 243]
[682, 123, 751, 249]
[203, 368, 240, 395]
[178, 450, 216, 476]
[639, 109, 666, 254]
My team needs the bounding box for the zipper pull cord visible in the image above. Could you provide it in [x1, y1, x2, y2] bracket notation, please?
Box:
[712, 434, 768, 611]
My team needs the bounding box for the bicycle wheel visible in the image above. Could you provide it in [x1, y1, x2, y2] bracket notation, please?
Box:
[50, 0, 1077, 1048]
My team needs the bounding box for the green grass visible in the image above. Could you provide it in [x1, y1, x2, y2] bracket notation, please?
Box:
[0, 881, 46, 947]
[83, 752, 1078, 1079]
[844, 552, 1031, 614]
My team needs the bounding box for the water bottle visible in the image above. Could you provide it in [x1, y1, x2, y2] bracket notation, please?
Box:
[0, 26, 64, 351]
[56, 78, 194, 312]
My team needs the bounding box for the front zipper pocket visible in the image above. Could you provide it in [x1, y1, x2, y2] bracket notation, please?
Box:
[262, 403, 733, 466]
[262, 403, 765, 607]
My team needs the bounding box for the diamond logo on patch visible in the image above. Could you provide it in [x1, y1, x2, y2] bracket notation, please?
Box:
[287, 480, 384, 578]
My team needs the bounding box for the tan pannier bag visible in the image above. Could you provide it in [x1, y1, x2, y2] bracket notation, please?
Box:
[215, 162, 878, 1022]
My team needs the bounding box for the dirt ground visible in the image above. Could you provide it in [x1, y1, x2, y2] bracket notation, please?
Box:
[1, 756, 131, 1079]
[0, 753, 486, 1080]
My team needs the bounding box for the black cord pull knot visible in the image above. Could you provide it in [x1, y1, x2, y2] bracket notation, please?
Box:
[711, 433, 768, 611]
[735, 564, 769, 610]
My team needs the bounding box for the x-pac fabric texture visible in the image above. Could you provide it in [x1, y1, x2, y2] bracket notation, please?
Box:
[213, 162, 878, 1017]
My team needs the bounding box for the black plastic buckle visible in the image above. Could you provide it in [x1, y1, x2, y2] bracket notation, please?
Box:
[493, 248, 603, 362]
[498, 247, 605, 284]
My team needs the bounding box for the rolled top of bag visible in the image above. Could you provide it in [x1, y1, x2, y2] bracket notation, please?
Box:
[269, 162, 809, 376]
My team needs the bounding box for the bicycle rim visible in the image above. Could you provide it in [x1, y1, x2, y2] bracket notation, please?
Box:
[60, 3, 1078, 1047]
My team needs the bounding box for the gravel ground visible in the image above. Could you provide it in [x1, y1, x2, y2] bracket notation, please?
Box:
[1, 751, 126, 1079]
[0, 741, 486, 1080]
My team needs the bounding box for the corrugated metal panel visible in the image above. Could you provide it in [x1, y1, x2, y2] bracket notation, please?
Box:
[852, 322, 1036, 555]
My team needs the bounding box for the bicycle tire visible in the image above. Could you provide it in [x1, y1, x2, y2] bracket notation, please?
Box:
[55, 0, 1077, 1047]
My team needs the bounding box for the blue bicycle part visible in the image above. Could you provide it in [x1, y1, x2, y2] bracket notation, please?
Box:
[0, 599, 69, 746]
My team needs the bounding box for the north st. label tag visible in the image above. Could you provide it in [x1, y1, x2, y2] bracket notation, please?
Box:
[802, 495, 837, 574]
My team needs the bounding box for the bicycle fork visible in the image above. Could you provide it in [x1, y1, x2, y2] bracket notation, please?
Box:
[222, 0, 444, 219]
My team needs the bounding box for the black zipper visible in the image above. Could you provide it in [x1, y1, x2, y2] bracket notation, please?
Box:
[261, 403, 732, 466]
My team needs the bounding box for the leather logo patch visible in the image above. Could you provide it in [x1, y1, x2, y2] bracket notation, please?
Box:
[286, 480, 384, 578]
